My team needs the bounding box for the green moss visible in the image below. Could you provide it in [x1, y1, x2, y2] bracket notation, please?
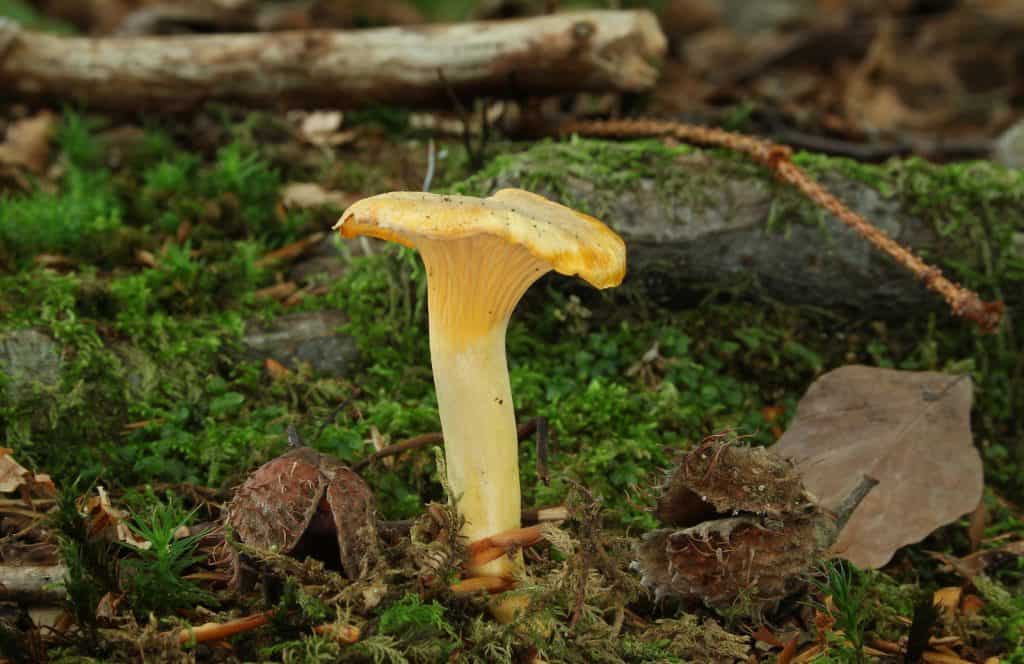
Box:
[0, 113, 123, 267]
[0, 0, 74, 31]
[2, 121, 1022, 660]
[451, 136, 701, 219]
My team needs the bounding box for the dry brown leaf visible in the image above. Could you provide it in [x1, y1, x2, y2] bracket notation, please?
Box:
[0, 449, 29, 493]
[933, 587, 962, 613]
[298, 111, 356, 147]
[281, 182, 357, 209]
[961, 594, 985, 617]
[773, 366, 982, 569]
[751, 625, 786, 648]
[34, 254, 76, 268]
[254, 281, 298, 301]
[256, 232, 325, 267]
[80, 486, 150, 549]
[263, 358, 290, 380]
[135, 249, 158, 268]
[922, 651, 973, 664]
[930, 540, 1024, 580]
[0, 111, 56, 173]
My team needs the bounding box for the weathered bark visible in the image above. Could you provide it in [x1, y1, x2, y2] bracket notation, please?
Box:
[0, 564, 66, 603]
[457, 146, 1022, 317]
[0, 11, 666, 111]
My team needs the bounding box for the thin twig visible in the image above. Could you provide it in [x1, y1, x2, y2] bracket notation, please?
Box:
[422, 138, 436, 192]
[535, 417, 550, 486]
[354, 418, 541, 471]
[436, 67, 490, 170]
[562, 118, 1004, 333]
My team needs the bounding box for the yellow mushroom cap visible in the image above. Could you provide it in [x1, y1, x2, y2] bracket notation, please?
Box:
[334, 189, 626, 289]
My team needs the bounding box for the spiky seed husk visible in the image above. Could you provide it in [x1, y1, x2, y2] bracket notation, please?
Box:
[638, 438, 840, 614]
[225, 446, 378, 579]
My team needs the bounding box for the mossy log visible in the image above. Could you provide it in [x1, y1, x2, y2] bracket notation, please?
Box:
[454, 140, 1023, 317]
[0, 11, 665, 111]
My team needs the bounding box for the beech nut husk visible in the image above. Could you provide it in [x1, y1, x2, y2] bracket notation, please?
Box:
[225, 443, 378, 580]
[634, 436, 873, 615]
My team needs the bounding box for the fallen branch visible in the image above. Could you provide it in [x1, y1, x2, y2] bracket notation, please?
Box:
[0, 564, 66, 603]
[0, 11, 665, 112]
[562, 119, 1005, 333]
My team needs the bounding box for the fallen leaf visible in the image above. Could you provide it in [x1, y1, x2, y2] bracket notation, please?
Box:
[95, 592, 122, 621]
[960, 594, 984, 617]
[256, 232, 326, 267]
[254, 281, 298, 301]
[774, 366, 982, 569]
[34, 254, 76, 268]
[176, 221, 192, 244]
[29, 473, 57, 498]
[0, 111, 56, 173]
[80, 486, 150, 550]
[0, 449, 29, 493]
[370, 426, 393, 468]
[871, 639, 902, 655]
[922, 651, 973, 664]
[929, 540, 1024, 579]
[314, 622, 361, 644]
[264, 358, 290, 380]
[933, 587, 962, 613]
[298, 111, 356, 147]
[135, 249, 158, 268]
[751, 625, 786, 648]
[281, 182, 357, 209]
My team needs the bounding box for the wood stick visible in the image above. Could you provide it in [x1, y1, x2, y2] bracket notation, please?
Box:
[522, 504, 569, 524]
[0, 564, 66, 603]
[0, 11, 665, 112]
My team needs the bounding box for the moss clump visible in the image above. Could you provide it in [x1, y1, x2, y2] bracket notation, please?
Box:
[452, 138, 1024, 494]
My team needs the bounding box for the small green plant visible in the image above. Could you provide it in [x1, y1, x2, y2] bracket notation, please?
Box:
[119, 496, 216, 616]
[369, 594, 457, 662]
[975, 575, 1024, 658]
[50, 479, 118, 647]
[813, 560, 869, 663]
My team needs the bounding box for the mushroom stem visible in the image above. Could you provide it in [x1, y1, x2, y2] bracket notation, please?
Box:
[418, 235, 549, 621]
[431, 323, 522, 558]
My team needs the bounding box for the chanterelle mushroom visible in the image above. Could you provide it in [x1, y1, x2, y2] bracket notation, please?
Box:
[335, 189, 625, 620]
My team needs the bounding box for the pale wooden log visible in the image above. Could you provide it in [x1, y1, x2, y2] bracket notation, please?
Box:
[0, 564, 66, 603]
[0, 11, 666, 112]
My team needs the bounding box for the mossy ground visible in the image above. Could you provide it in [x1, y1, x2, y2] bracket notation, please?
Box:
[1, 109, 1022, 662]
